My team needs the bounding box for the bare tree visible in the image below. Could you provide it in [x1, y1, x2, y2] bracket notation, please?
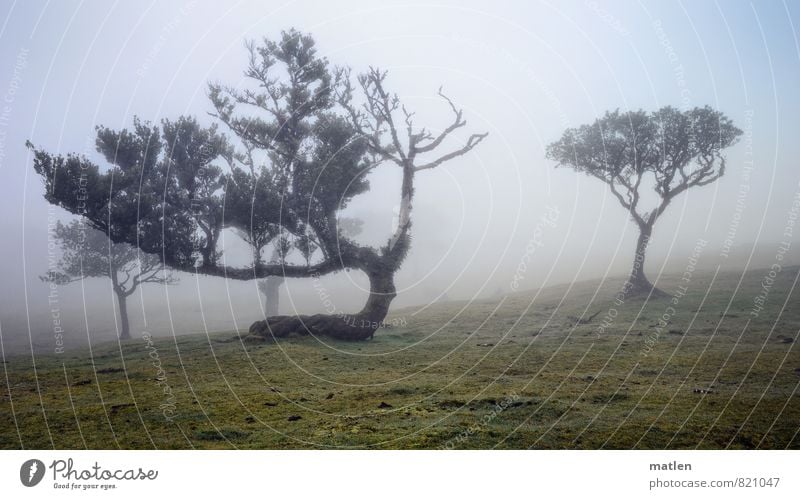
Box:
[41, 221, 176, 339]
[547, 107, 741, 295]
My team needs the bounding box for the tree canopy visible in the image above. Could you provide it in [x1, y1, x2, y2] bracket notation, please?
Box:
[546, 106, 742, 227]
[30, 28, 487, 340]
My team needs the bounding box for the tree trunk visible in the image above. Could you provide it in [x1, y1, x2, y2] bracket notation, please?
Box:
[627, 224, 666, 297]
[249, 266, 396, 341]
[248, 168, 412, 342]
[116, 291, 131, 340]
[263, 276, 283, 316]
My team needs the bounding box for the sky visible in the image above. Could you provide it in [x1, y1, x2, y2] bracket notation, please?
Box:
[0, 0, 798, 349]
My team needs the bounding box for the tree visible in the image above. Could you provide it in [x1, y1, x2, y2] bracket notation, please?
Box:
[212, 30, 488, 339]
[41, 221, 176, 339]
[29, 29, 486, 341]
[546, 107, 741, 295]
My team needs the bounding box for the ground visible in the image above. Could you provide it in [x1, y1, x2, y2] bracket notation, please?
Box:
[1, 266, 798, 449]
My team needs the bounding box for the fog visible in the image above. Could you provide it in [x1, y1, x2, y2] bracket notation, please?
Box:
[1, 0, 798, 352]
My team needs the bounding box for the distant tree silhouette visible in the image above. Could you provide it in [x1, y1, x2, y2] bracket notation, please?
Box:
[547, 107, 741, 295]
[41, 221, 176, 339]
[256, 217, 360, 318]
[256, 245, 286, 318]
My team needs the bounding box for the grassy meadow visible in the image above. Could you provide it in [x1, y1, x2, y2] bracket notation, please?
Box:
[1, 266, 798, 449]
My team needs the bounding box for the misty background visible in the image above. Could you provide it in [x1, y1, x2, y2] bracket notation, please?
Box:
[0, 0, 798, 353]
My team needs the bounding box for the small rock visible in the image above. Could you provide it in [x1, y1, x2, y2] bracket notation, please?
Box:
[378, 401, 393, 409]
[287, 415, 302, 421]
[325, 393, 334, 400]
[245, 416, 256, 423]
[264, 401, 278, 407]
[781, 337, 794, 344]
[110, 403, 133, 414]
[96, 367, 124, 374]
[477, 343, 494, 347]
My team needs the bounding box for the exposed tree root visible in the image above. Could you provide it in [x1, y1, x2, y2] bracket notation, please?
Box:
[249, 313, 380, 341]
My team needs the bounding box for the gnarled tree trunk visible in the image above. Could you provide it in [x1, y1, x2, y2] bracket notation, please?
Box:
[248, 266, 396, 341]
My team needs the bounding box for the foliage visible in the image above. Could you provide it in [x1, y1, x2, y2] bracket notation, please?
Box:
[546, 106, 742, 226]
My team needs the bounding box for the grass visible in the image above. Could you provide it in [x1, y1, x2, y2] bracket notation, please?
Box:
[1, 266, 799, 449]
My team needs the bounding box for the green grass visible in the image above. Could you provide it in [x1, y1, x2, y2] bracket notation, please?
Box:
[2, 266, 799, 449]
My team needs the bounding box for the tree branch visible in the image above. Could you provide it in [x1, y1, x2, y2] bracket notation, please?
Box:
[413, 88, 467, 154]
[413, 133, 488, 172]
